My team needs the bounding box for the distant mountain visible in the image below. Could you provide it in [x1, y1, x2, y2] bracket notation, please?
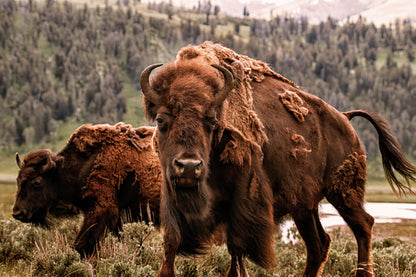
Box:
[347, 0, 416, 26]
[161, 0, 416, 25]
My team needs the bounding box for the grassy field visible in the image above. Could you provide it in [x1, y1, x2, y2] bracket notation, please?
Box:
[0, 185, 15, 219]
[1, 173, 416, 275]
[0, 214, 414, 276]
[1, 179, 415, 276]
[364, 177, 416, 203]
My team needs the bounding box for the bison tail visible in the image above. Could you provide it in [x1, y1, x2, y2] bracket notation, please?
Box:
[344, 110, 416, 198]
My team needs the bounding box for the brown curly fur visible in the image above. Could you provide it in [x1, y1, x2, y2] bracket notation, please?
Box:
[144, 41, 297, 167]
[68, 123, 161, 219]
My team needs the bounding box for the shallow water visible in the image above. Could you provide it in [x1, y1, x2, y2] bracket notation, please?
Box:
[281, 202, 416, 243]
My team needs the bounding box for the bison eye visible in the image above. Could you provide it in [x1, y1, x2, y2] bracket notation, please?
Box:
[205, 116, 218, 132]
[210, 119, 218, 128]
[155, 111, 172, 132]
[156, 116, 169, 132]
[32, 177, 43, 188]
[156, 117, 163, 125]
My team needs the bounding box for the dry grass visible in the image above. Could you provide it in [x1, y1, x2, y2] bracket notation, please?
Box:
[0, 216, 414, 276]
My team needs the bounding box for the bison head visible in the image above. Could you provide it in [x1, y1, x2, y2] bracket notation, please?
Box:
[140, 61, 234, 218]
[13, 150, 58, 225]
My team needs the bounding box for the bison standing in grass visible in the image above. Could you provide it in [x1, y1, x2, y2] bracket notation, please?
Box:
[140, 41, 416, 277]
[13, 123, 161, 256]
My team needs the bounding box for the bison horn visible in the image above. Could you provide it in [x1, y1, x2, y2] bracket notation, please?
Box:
[140, 63, 163, 105]
[16, 153, 23, 169]
[41, 152, 56, 174]
[211, 64, 235, 107]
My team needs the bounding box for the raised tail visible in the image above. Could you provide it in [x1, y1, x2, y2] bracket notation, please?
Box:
[344, 110, 416, 198]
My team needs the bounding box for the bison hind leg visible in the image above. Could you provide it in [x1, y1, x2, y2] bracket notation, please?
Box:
[326, 153, 375, 277]
[326, 196, 375, 277]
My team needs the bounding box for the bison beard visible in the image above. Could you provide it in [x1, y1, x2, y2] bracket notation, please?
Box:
[175, 187, 211, 218]
[140, 41, 416, 277]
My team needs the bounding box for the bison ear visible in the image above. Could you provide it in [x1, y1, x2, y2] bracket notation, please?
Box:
[135, 126, 153, 138]
[41, 153, 56, 174]
[16, 152, 23, 169]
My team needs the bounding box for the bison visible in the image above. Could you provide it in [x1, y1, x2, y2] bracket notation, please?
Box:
[13, 123, 162, 256]
[140, 41, 416, 277]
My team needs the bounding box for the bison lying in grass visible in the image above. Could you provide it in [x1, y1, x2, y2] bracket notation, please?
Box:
[140, 41, 416, 277]
[13, 123, 161, 256]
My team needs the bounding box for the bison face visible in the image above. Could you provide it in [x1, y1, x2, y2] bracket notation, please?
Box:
[13, 150, 57, 225]
[140, 61, 234, 217]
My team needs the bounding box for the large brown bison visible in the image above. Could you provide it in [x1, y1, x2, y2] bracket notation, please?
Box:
[13, 123, 161, 256]
[140, 42, 416, 277]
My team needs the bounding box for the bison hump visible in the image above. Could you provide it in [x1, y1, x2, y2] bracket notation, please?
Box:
[66, 123, 154, 153]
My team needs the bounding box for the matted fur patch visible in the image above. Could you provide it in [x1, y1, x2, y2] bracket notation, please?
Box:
[279, 90, 309, 122]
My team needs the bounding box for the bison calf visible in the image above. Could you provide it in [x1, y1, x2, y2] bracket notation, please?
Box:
[13, 123, 161, 256]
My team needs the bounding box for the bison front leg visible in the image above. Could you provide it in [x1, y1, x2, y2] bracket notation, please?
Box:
[227, 255, 249, 277]
[292, 208, 331, 277]
[157, 231, 180, 277]
[74, 205, 119, 256]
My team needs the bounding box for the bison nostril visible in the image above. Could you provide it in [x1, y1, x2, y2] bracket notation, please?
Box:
[173, 159, 203, 176]
[174, 159, 184, 168]
[12, 209, 25, 220]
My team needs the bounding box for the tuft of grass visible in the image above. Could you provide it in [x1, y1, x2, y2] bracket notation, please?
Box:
[0, 219, 39, 263]
[373, 220, 416, 242]
[94, 222, 161, 276]
[33, 230, 91, 277]
[372, 237, 416, 276]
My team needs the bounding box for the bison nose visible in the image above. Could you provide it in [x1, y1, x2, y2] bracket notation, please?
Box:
[12, 207, 27, 221]
[173, 158, 203, 178]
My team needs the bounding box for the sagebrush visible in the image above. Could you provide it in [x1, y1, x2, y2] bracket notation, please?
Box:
[0, 216, 415, 276]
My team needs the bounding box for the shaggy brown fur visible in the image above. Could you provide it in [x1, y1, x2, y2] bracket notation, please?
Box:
[145, 41, 297, 167]
[140, 42, 416, 277]
[13, 123, 162, 256]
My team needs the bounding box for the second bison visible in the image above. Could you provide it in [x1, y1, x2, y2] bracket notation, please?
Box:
[13, 123, 161, 256]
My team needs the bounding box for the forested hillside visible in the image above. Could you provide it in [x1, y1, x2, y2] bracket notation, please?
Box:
[1, 0, 415, 163]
